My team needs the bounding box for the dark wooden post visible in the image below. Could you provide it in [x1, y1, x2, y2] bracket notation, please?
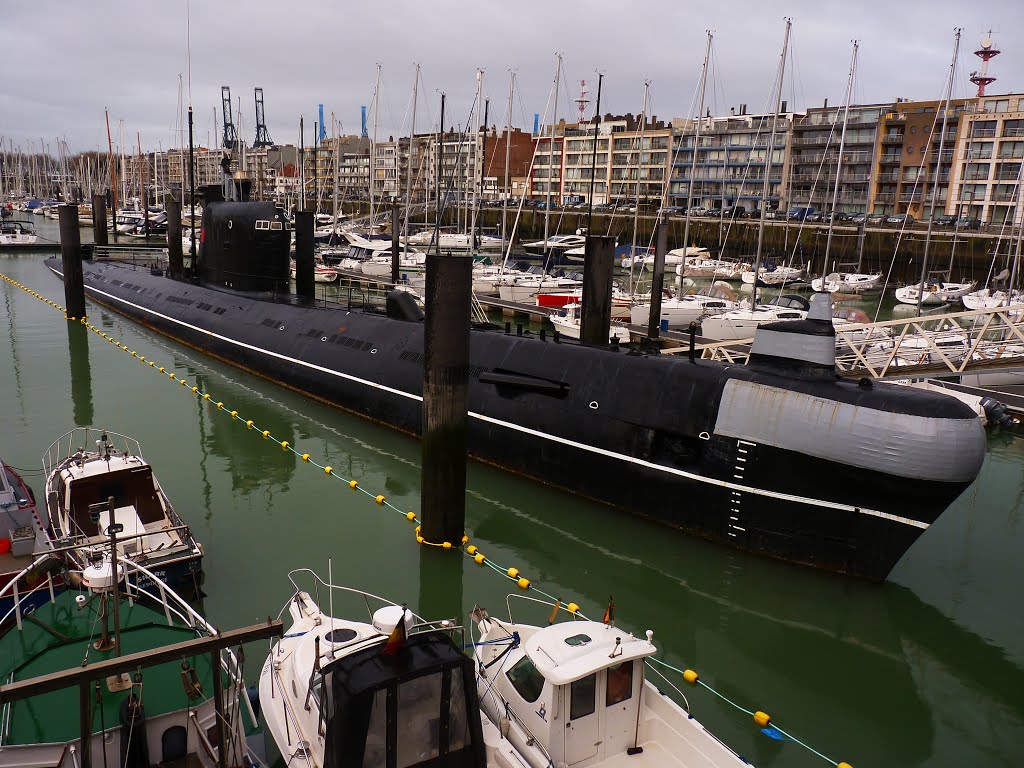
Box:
[420, 253, 472, 545]
[391, 200, 401, 285]
[91, 194, 108, 247]
[167, 198, 183, 277]
[294, 210, 315, 300]
[68, 321, 94, 427]
[580, 235, 615, 345]
[79, 682, 92, 768]
[647, 223, 668, 339]
[59, 204, 86, 319]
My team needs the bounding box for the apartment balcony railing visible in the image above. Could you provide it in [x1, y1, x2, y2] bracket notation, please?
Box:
[792, 136, 833, 145]
[876, 173, 899, 183]
[882, 134, 905, 144]
[880, 154, 902, 164]
[970, 128, 998, 138]
[874, 192, 896, 202]
[1005, 127, 1024, 137]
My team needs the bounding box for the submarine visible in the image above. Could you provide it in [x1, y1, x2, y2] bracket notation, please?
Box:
[46, 195, 986, 581]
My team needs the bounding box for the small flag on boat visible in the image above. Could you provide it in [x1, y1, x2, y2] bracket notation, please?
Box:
[382, 605, 408, 656]
[603, 596, 615, 625]
[548, 599, 562, 625]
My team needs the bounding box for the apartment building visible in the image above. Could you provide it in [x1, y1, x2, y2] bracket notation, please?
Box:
[949, 93, 1024, 225]
[870, 98, 971, 217]
[670, 107, 796, 212]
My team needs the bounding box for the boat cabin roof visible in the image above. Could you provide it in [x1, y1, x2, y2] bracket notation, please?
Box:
[524, 621, 656, 685]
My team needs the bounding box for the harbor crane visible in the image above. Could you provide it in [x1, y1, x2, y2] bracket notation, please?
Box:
[221, 86, 238, 150]
[254, 87, 273, 147]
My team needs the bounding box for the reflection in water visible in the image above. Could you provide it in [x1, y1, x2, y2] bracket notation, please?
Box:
[67, 321, 93, 426]
[3, 290, 26, 423]
[418, 548, 464, 628]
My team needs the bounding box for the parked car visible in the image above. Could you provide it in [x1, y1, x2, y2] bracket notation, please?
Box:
[721, 205, 746, 219]
[886, 214, 916, 226]
[805, 211, 825, 222]
[825, 211, 851, 222]
[788, 207, 816, 221]
[849, 212, 867, 224]
[763, 209, 784, 220]
[956, 216, 982, 230]
[866, 213, 887, 225]
[933, 214, 957, 226]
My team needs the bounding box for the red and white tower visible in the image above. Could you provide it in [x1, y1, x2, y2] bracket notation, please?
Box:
[575, 80, 590, 123]
[970, 31, 1000, 97]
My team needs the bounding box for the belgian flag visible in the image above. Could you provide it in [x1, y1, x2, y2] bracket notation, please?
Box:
[603, 596, 615, 625]
[382, 606, 408, 656]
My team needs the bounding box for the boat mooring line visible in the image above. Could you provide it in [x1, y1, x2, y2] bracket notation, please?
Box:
[47, 267, 925, 532]
[3, 271, 855, 768]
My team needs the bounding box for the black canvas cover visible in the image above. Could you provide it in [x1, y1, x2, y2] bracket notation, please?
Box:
[323, 633, 486, 768]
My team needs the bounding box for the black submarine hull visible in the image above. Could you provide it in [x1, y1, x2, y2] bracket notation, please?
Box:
[46, 253, 985, 581]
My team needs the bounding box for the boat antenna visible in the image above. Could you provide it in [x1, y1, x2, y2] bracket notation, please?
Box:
[916, 28, 961, 316]
[107, 498, 123, 658]
[328, 557, 336, 658]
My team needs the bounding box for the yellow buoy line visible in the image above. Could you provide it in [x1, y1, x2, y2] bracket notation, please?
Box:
[0, 272, 853, 767]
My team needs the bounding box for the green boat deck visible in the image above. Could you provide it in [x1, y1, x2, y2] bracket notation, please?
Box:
[0, 592, 217, 746]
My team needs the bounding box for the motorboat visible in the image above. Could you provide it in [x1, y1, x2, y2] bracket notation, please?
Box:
[0, 554, 252, 768]
[496, 271, 582, 303]
[406, 229, 503, 250]
[700, 294, 811, 341]
[471, 602, 749, 767]
[260, 569, 526, 768]
[522, 233, 588, 255]
[630, 283, 741, 330]
[550, 302, 631, 343]
[0, 220, 39, 245]
[360, 250, 427, 278]
[0, 459, 56, 614]
[42, 428, 203, 592]
[811, 271, 882, 293]
[290, 259, 340, 283]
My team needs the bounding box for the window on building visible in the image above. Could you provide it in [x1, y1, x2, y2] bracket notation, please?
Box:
[984, 99, 1010, 113]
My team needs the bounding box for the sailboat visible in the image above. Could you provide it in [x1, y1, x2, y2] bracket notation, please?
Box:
[895, 31, 977, 310]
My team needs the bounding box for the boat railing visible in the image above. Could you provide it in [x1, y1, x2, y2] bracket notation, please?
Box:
[504, 592, 587, 625]
[0, 555, 62, 629]
[42, 427, 145, 480]
[284, 568, 428, 625]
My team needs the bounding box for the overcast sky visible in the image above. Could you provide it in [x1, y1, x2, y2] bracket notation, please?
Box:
[2, 0, 1022, 155]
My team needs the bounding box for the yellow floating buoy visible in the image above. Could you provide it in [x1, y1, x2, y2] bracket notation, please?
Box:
[262, 430, 270, 439]
[416, 535, 425, 544]
[230, 410, 238, 418]
[192, 386, 199, 393]
[406, 512, 416, 521]
[301, 453, 310, 462]
[506, 567, 519, 579]
[246, 420, 254, 429]
[280, 441, 289, 450]
[203, 393, 211, 401]
[148, 362, 155, 367]
[567, 602, 579, 614]
[753, 711, 771, 728]
[324, 466, 334, 475]
[683, 669, 699, 685]
[180, 379, 187, 386]
[216, 402, 224, 410]
[168, 373, 176, 379]
[158, 366, 164, 372]
[466, 545, 478, 555]
[461, 534, 469, 545]
[474, 553, 486, 565]
[517, 577, 530, 590]
[131, 352, 137, 357]
[837, 763, 853, 768]
[375, 494, 385, 504]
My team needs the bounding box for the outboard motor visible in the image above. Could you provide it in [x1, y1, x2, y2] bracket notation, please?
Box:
[980, 396, 1018, 430]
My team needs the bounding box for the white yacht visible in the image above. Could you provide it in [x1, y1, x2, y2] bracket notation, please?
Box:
[549, 302, 631, 343]
[894, 280, 976, 307]
[496, 272, 582, 303]
[961, 287, 1024, 310]
[740, 264, 804, 286]
[811, 271, 882, 293]
[0, 220, 38, 245]
[471, 604, 749, 767]
[630, 284, 740, 330]
[700, 294, 811, 341]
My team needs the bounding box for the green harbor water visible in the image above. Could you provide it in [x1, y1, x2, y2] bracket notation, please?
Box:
[1, 225, 1023, 766]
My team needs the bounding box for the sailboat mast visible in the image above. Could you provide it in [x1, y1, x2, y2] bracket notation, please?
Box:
[753, 18, 791, 312]
[630, 81, 650, 292]
[823, 41, 858, 276]
[371, 63, 381, 224]
[404, 64, 420, 243]
[332, 114, 340, 235]
[502, 70, 515, 253]
[682, 31, 712, 269]
[916, 28, 961, 315]
[470, 70, 484, 248]
[544, 54, 562, 249]
[105, 110, 119, 242]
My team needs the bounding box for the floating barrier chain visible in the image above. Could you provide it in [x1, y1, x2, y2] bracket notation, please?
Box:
[0, 272, 853, 768]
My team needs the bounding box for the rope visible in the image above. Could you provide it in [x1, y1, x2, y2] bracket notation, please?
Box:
[1, 270, 853, 768]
